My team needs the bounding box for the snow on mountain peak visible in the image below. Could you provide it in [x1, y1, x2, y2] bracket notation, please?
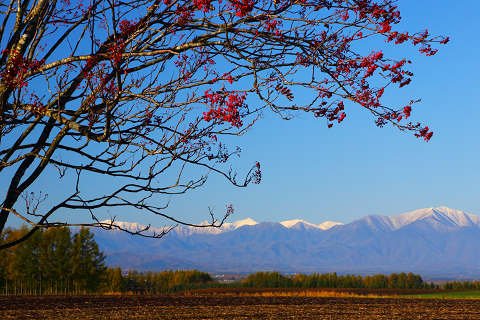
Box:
[230, 218, 258, 228]
[99, 220, 167, 234]
[318, 221, 343, 230]
[106, 218, 344, 234]
[281, 219, 315, 228]
[176, 218, 258, 235]
[388, 207, 480, 230]
[280, 219, 343, 230]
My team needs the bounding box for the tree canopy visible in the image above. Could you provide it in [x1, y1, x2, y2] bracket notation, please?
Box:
[0, 226, 106, 293]
[0, 0, 447, 248]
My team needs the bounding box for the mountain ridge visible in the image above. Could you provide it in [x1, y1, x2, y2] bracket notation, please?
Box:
[95, 207, 480, 278]
[102, 206, 476, 235]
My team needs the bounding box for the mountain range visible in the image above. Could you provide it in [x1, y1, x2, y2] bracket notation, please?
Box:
[94, 206, 480, 279]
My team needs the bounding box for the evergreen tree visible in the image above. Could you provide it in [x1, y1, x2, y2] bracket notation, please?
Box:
[9, 226, 43, 283]
[71, 227, 106, 292]
[1, 225, 109, 293]
[39, 227, 72, 285]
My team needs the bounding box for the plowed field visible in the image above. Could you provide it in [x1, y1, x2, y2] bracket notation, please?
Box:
[1, 295, 480, 319]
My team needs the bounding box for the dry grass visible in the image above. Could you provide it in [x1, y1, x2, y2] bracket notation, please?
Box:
[222, 289, 388, 298]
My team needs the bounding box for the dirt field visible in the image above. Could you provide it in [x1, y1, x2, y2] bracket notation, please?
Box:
[2, 295, 480, 320]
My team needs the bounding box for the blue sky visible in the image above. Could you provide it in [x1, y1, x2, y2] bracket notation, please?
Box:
[161, 0, 480, 225]
[4, 1, 480, 229]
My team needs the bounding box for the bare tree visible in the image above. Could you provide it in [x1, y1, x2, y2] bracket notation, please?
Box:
[0, 0, 447, 249]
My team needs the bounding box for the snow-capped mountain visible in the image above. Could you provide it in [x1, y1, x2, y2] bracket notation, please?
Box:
[390, 206, 480, 230]
[280, 219, 343, 230]
[100, 217, 259, 236]
[95, 207, 480, 278]
[102, 216, 341, 235]
[318, 220, 344, 230]
[355, 206, 480, 231]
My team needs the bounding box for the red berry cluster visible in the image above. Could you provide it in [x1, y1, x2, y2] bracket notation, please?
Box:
[118, 20, 137, 36]
[203, 90, 246, 128]
[229, 0, 255, 17]
[0, 50, 44, 89]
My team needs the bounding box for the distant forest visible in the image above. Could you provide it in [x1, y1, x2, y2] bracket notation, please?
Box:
[2, 226, 480, 295]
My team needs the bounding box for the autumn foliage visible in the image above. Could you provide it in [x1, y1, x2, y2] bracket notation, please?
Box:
[0, 0, 446, 247]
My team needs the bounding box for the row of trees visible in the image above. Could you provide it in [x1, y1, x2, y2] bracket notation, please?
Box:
[242, 272, 431, 290]
[0, 227, 106, 294]
[106, 271, 480, 294]
[104, 269, 213, 294]
[0, 225, 215, 294]
[443, 281, 480, 290]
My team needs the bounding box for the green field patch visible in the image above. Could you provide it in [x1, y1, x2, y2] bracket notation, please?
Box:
[410, 290, 480, 299]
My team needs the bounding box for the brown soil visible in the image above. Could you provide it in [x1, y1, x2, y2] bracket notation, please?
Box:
[1, 295, 479, 319]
